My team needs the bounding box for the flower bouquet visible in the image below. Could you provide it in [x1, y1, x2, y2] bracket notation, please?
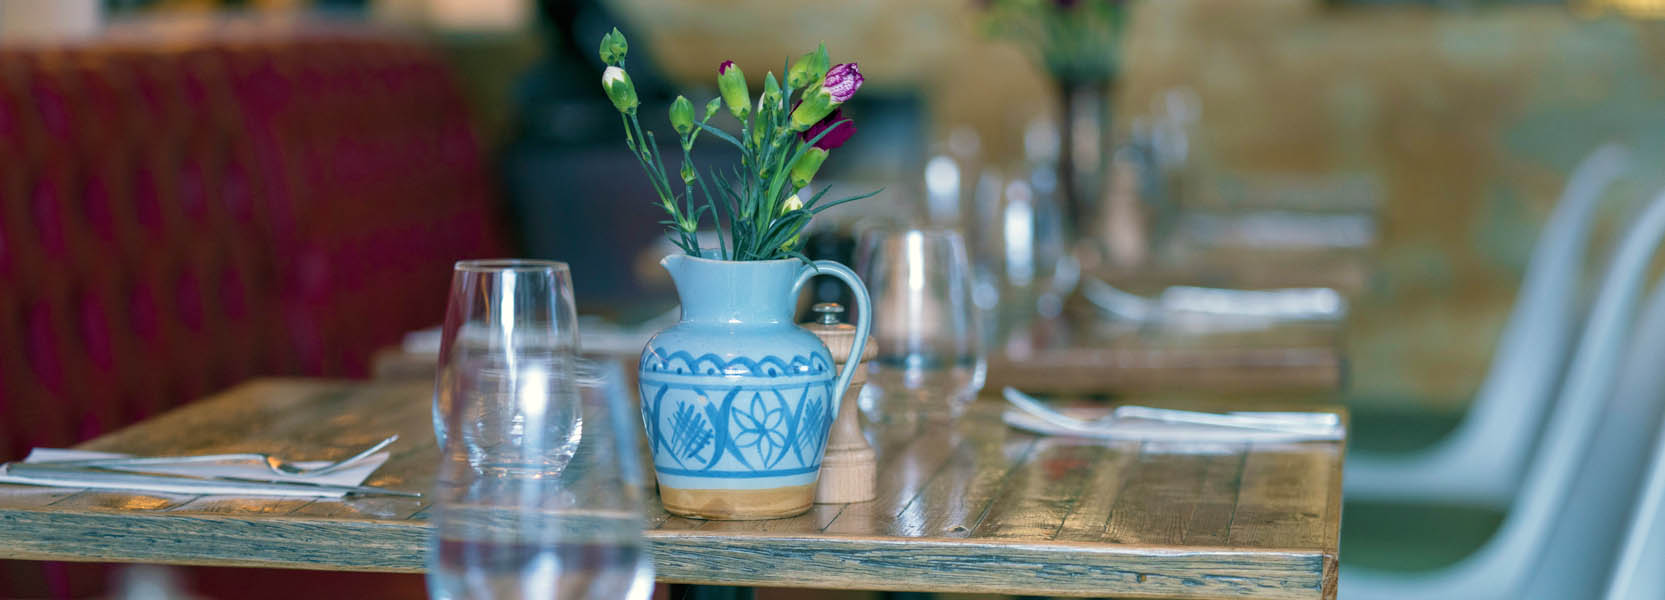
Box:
[602, 29, 881, 520]
[597, 28, 878, 261]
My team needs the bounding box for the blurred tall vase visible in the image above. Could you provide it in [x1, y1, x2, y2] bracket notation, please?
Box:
[1056, 77, 1115, 268]
[979, 0, 1133, 273]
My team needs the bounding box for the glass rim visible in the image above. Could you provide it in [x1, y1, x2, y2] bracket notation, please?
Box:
[453, 259, 570, 273]
[858, 225, 965, 239]
[857, 226, 968, 248]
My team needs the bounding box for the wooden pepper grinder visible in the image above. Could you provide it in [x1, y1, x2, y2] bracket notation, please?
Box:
[804, 302, 877, 503]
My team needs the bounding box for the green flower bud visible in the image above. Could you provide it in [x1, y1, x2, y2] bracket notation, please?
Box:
[789, 147, 828, 189]
[779, 194, 805, 251]
[780, 193, 804, 215]
[790, 91, 834, 131]
[704, 97, 721, 120]
[601, 66, 638, 114]
[763, 72, 782, 111]
[669, 95, 694, 136]
[787, 43, 829, 89]
[599, 28, 628, 66]
[717, 61, 750, 119]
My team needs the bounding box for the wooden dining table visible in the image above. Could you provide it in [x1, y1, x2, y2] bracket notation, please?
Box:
[0, 378, 1347, 599]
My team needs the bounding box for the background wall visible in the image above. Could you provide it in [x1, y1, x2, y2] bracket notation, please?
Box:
[1117, 0, 1665, 411]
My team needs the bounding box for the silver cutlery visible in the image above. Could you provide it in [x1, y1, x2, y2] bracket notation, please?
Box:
[29, 435, 398, 478]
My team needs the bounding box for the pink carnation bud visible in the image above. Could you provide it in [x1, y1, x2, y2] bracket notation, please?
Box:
[822, 63, 863, 104]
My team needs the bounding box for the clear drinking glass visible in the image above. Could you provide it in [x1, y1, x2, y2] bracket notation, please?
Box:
[854, 228, 987, 425]
[429, 260, 651, 600]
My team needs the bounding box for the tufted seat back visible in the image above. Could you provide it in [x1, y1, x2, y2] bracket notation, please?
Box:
[0, 30, 507, 461]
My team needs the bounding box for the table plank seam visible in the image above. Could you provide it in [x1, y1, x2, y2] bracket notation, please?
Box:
[962, 436, 1044, 536]
[883, 428, 991, 529]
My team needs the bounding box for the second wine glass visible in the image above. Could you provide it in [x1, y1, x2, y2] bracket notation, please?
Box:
[855, 228, 987, 425]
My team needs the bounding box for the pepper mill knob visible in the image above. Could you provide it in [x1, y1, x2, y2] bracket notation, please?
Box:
[802, 302, 877, 504]
[812, 302, 845, 325]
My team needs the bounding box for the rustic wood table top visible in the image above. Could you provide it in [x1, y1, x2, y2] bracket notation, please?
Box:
[0, 379, 1346, 599]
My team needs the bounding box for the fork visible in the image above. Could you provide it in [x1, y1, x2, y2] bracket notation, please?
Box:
[31, 435, 399, 478]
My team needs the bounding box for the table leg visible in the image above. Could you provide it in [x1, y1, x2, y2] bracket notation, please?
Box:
[670, 584, 755, 600]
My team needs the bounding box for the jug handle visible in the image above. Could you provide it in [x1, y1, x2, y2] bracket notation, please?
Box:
[792, 260, 872, 414]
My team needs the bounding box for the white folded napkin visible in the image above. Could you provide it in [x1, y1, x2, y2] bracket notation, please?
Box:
[0, 448, 391, 498]
[1002, 409, 1345, 443]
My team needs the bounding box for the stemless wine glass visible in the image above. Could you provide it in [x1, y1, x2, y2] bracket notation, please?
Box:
[429, 260, 651, 600]
[855, 228, 987, 425]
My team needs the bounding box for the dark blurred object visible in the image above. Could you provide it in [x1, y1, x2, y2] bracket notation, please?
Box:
[500, 0, 700, 318]
[0, 25, 506, 597]
[803, 228, 859, 310]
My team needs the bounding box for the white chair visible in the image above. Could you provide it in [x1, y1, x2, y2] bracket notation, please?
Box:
[1603, 399, 1665, 600]
[1346, 144, 1632, 506]
[1342, 187, 1665, 599]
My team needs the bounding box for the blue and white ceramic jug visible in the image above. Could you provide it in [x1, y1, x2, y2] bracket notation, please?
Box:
[639, 254, 871, 520]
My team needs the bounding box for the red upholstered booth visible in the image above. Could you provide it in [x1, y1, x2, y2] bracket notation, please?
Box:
[0, 27, 507, 597]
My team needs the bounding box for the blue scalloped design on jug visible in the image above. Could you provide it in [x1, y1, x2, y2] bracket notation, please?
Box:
[639, 349, 835, 481]
[641, 350, 831, 378]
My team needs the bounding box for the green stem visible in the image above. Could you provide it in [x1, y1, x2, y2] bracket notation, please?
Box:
[685, 145, 727, 260]
[648, 130, 699, 255]
[627, 114, 673, 201]
[627, 113, 697, 255]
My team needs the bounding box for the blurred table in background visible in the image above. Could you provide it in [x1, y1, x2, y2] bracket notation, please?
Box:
[988, 309, 1344, 397]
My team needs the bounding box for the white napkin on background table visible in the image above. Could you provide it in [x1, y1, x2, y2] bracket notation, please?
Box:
[0, 448, 391, 498]
[1002, 409, 1345, 443]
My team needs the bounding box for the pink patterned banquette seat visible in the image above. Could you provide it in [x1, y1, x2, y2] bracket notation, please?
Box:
[0, 26, 507, 597]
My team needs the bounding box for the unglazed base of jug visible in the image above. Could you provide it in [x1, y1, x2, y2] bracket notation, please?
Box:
[659, 483, 816, 520]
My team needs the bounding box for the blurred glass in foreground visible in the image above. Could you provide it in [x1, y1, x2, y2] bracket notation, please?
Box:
[430, 259, 650, 600]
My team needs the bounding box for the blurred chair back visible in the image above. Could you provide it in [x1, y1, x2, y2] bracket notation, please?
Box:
[1343, 185, 1665, 599]
[1603, 393, 1665, 599]
[1345, 143, 1630, 506]
[0, 31, 507, 462]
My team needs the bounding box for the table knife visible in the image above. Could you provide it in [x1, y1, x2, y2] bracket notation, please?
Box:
[4, 463, 422, 497]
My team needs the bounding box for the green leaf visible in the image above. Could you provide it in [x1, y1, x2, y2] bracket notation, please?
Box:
[694, 121, 747, 152]
[798, 182, 834, 210]
[810, 188, 884, 214]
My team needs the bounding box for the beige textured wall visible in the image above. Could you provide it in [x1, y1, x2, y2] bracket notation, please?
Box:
[1118, 1, 1665, 410]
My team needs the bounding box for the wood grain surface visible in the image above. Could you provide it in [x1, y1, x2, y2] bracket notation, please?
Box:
[0, 379, 1346, 599]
